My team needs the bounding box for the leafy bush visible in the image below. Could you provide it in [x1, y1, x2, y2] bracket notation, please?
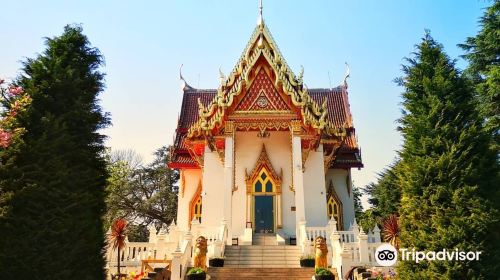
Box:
[315, 268, 333, 276]
[187, 268, 206, 275]
[300, 254, 314, 260]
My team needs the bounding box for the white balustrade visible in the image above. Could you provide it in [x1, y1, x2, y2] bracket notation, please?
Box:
[305, 227, 329, 242]
[106, 219, 229, 280]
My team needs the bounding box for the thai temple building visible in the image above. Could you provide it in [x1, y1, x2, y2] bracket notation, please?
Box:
[168, 16, 362, 242]
[106, 6, 386, 280]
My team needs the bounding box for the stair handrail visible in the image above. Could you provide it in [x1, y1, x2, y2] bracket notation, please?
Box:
[219, 219, 228, 257]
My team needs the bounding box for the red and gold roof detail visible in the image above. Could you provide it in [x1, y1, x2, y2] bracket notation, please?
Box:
[235, 68, 291, 112]
[168, 20, 363, 170]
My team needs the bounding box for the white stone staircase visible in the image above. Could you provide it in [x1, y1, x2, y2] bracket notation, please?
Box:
[223, 234, 301, 268]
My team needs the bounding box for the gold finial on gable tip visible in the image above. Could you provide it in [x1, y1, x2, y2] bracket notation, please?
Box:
[257, 0, 264, 27]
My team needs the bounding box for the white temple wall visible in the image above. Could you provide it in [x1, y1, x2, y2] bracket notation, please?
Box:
[303, 145, 328, 227]
[177, 169, 202, 230]
[201, 146, 225, 227]
[325, 168, 355, 230]
[233, 131, 295, 237]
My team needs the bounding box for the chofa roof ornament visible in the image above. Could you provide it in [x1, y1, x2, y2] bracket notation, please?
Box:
[179, 64, 193, 91]
[343, 62, 350, 89]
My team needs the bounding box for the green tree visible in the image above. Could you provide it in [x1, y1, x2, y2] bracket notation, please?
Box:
[0, 25, 109, 279]
[396, 32, 499, 279]
[105, 146, 179, 231]
[353, 186, 363, 218]
[364, 160, 401, 219]
[356, 161, 401, 233]
[459, 0, 499, 142]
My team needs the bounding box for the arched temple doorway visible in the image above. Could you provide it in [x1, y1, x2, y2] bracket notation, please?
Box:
[245, 145, 282, 233]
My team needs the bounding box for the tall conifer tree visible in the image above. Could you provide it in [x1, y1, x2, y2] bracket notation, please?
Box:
[0, 25, 109, 279]
[460, 1, 499, 141]
[397, 32, 499, 279]
[364, 160, 402, 219]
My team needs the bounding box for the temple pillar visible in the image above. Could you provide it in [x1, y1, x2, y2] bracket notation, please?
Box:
[276, 194, 282, 228]
[291, 134, 306, 228]
[223, 134, 234, 245]
[246, 194, 252, 226]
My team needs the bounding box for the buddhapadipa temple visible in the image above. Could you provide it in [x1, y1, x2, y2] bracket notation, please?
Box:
[106, 7, 387, 280]
[168, 14, 362, 243]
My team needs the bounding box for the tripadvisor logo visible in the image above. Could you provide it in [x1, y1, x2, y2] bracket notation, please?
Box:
[375, 243, 398, 266]
[375, 243, 482, 266]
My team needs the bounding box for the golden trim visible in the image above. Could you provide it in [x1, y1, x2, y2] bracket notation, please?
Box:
[326, 180, 343, 230]
[224, 121, 234, 136]
[185, 23, 349, 140]
[185, 139, 205, 167]
[290, 120, 302, 135]
[180, 170, 186, 198]
[189, 180, 203, 225]
[235, 121, 290, 132]
[233, 110, 293, 115]
[245, 144, 282, 194]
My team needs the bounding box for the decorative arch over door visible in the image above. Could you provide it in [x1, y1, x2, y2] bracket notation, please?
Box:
[189, 180, 202, 224]
[326, 180, 343, 230]
[245, 144, 283, 231]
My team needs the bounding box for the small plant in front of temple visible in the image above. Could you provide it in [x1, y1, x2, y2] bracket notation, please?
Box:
[382, 214, 400, 250]
[208, 256, 225, 267]
[110, 219, 128, 279]
[300, 254, 315, 267]
[186, 267, 206, 280]
[314, 267, 334, 280]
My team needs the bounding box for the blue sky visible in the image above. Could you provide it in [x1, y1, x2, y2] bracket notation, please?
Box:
[0, 1, 489, 207]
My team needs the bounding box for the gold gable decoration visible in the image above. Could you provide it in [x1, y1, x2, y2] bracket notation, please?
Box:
[189, 180, 203, 224]
[186, 22, 347, 139]
[326, 180, 343, 230]
[245, 144, 282, 194]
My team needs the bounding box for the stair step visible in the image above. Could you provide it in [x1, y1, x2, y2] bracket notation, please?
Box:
[207, 267, 314, 280]
[223, 244, 302, 268]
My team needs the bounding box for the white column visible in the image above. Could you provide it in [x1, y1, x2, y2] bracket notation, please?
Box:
[246, 194, 252, 225]
[358, 229, 369, 264]
[276, 195, 282, 228]
[223, 136, 234, 245]
[292, 135, 306, 226]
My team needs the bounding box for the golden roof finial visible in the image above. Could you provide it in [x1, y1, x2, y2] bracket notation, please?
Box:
[257, 0, 264, 26]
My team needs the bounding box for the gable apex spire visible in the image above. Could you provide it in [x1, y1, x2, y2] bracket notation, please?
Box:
[257, 0, 264, 26]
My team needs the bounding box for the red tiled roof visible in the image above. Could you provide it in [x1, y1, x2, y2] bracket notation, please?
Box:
[169, 87, 362, 168]
[309, 87, 352, 127]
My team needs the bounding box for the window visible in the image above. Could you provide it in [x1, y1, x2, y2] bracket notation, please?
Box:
[192, 196, 202, 223]
[327, 195, 341, 228]
[254, 169, 275, 193]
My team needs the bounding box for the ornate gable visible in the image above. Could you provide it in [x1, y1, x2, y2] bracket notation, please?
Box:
[235, 68, 291, 113]
[185, 20, 347, 140]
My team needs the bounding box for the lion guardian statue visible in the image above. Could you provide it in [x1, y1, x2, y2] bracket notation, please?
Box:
[314, 236, 328, 269]
[193, 236, 208, 270]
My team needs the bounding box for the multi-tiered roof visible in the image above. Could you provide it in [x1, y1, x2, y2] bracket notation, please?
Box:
[169, 18, 362, 170]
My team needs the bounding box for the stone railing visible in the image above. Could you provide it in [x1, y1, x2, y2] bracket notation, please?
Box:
[330, 220, 382, 279]
[106, 219, 229, 280]
[170, 230, 193, 280]
[300, 218, 383, 280]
